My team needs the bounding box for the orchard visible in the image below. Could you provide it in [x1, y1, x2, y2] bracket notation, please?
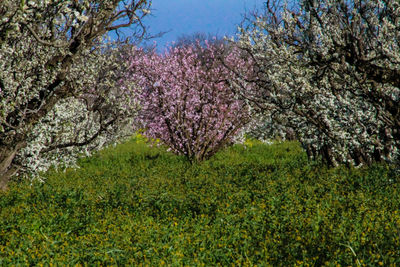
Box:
[0, 0, 399, 189]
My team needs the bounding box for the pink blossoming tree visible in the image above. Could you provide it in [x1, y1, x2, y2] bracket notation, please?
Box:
[128, 43, 251, 162]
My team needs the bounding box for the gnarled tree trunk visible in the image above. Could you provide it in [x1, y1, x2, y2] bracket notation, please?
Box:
[0, 141, 26, 190]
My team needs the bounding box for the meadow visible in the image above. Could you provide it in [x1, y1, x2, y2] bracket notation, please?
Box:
[0, 135, 399, 266]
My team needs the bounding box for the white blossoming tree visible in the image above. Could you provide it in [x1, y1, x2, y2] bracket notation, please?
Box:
[234, 0, 399, 166]
[0, 0, 151, 189]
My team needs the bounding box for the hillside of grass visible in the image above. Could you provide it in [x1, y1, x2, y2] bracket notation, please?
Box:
[1, 136, 399, 266]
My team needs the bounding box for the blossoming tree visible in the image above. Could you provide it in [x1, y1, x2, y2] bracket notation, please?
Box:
[15, 43, 141, 180]
[128, 43, 251, 162]
[0, 0, 151, 189]
[234, 0, 399, 166]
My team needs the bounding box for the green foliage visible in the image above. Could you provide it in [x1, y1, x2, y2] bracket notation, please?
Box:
[1, 136, 399, 265]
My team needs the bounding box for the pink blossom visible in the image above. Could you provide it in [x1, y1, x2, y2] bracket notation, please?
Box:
[128, 43, 252, 162]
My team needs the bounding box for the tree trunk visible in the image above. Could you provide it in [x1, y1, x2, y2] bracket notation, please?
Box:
[0, 142, 26, 191]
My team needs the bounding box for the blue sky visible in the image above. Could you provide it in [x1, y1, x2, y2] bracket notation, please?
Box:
[140, 0, 265, 50]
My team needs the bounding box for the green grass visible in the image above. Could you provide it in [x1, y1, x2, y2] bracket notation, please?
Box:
[1, 136, 399, 266]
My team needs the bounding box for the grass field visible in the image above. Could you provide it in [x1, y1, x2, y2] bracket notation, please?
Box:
[1, 135, 399, 266]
